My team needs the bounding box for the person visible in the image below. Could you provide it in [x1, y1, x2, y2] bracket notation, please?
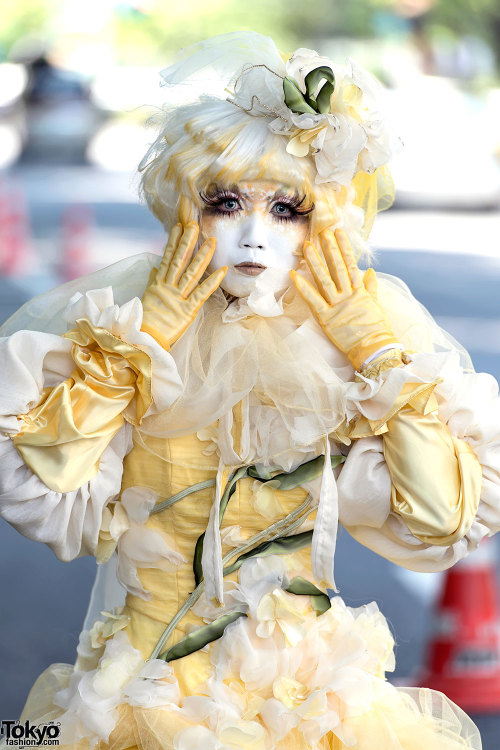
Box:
[0, 30, 498, 750]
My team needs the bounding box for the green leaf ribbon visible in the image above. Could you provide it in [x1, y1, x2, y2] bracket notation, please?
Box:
[283, 65, 335, 116]
[286, 576, 331, 616]
[159, 611, 247, 662]
[249, 453, 345, 491]
[193, 456, 344, 585]
[223, 530, 313, 577]
[193, 466, 248, 586]
[158, 575, 332, 662]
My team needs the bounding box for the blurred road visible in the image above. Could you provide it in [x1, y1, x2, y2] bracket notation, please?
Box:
[0, 165, 499, 746]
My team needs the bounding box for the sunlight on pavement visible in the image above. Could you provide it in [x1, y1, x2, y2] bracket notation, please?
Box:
[372, 209, 500, 258]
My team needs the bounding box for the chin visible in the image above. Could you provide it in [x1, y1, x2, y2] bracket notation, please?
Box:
[220, 271, 257, 298]
[220, 267, 291, 299]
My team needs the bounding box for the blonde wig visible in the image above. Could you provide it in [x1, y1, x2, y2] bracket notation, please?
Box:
[139, 96, 394, 262]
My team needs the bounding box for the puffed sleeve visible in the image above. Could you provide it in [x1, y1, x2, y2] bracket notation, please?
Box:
[337, 350, 500, 571]
[0, 287, 183, 561]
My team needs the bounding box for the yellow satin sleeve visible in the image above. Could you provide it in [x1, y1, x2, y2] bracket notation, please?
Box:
[384, 396, 482, 545]
[360, 352, 482, 546]
[13, 319, 152, 494]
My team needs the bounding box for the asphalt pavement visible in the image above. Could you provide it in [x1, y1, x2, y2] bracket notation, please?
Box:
[0, 165, 499, 747]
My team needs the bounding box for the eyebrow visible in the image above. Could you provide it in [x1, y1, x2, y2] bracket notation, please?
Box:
[237, 185, 302, 202]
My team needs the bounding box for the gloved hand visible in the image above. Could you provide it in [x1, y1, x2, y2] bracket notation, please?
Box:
[291, 228, 399, 370]
[141, 221, 227, 350]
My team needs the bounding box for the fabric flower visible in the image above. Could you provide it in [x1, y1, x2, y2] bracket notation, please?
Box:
[55, 632, 145, 746]
[102, 486, 186, 599]
[88, 608, 130, 649]
[285, 48, 337, 98]
[255, 588, 309, 646]
[123, 659, 182, 708]
[229, 46, 400, 187]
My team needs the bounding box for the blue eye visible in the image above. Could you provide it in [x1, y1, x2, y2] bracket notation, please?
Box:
[223, 199, 239, 210]
[272, 202, 294, 220]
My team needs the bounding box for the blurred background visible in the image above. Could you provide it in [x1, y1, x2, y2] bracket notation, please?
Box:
[1, 0, 500, 744]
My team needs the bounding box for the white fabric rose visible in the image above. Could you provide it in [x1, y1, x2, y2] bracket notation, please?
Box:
[229, 45, 400, 186]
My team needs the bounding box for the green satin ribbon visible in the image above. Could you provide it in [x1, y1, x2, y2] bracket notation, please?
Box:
[283, 65, 335, 116]
[160, 611, 247, 662]
[153, 453, 343, 662]
[158, 574, 331, 662]
[193, 456, 344, 585]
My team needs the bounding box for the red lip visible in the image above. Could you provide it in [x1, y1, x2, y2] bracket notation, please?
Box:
[234, 262, 267, 276]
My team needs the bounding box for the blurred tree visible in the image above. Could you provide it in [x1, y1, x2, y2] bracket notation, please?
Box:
[111, 0, 341, 64]
[0, 0, 57, 60]
[1, 0, 500, 76]
[428, 0, 500, 70]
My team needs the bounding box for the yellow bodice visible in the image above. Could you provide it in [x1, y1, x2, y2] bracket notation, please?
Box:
[118, 429, 316, 695]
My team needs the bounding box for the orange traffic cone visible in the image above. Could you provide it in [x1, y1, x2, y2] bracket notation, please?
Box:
[60, 204, 93, 281]
[417, 537, 500, 712]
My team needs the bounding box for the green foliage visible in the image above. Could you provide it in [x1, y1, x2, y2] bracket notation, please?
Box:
[111, 0, 360, 65]
[0, 0, 58, 59]
[3, 0, 500, 71]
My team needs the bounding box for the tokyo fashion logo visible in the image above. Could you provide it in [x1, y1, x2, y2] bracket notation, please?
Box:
[0, 721, 60, 746]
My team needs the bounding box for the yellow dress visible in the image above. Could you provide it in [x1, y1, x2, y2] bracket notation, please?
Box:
[1, 274, 488, 750]
[17, 425, 481, 750]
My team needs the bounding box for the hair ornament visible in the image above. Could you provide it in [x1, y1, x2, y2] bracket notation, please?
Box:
[227, 44, 401, 187]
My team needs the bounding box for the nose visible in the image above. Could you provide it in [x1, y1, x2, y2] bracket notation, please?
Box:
[238, 214, 267, 251]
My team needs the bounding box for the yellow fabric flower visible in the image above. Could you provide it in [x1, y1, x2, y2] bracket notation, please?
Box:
[255, 588, 309, 646]
[286, 123, 328, 157]
[88, 608, 131, 650]
[273, 676, 310, 709]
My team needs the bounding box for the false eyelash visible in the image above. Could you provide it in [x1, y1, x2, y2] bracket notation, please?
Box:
[199, 186, 315, 221]
[199, 187, 240, 207]
[273, 194, 315, 216]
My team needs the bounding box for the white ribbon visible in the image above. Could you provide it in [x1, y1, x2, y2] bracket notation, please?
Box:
[311, 435, 339, 593]
[201, 458, 225, 605]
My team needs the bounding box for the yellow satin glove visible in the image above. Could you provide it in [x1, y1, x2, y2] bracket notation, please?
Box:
[291, 229, 399, 370]
[141, 222, 227, 351]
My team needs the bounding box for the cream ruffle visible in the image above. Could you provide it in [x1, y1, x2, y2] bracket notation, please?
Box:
[0, 285, 183, 561]
[97, 486, 186, 598]
[62, 287, 183, 417]
[0, 426, 132, 561]
[344, 351, 500, 571]
[17, 557, 480, 750]
[137, 269, 469, 473]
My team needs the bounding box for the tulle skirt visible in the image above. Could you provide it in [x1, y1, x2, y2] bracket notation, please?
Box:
[12, 592, 482, 750]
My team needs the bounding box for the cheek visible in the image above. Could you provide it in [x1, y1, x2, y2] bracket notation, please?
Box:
[200, 214, 240, 269]
[264, 220, 308, 269]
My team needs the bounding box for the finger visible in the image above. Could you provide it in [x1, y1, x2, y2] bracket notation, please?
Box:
[166, 222, 200, 285]
[319, 232, 342, 292]
[363, 267, 378, 298]
[158, 223, 183, 279]
[179, 237, 216, 297]
[334, 229, 363, 289]
[303, 242, 338, 305]
[319, 229, 352, 295]
[290, 268, 331, 317]
[187, 266, 228, 311]
[146, 266, 159, 288]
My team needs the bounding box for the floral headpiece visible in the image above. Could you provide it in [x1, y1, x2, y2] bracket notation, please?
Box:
[227, 47, 401, 187]
[158, 32, 400, 189]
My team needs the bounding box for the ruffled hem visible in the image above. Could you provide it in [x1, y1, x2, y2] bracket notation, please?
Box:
[17, 657, 481, 750]
[14, 559, 481, 750]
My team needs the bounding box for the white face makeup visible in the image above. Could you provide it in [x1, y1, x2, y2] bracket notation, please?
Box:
[199, 179, 313, 299]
